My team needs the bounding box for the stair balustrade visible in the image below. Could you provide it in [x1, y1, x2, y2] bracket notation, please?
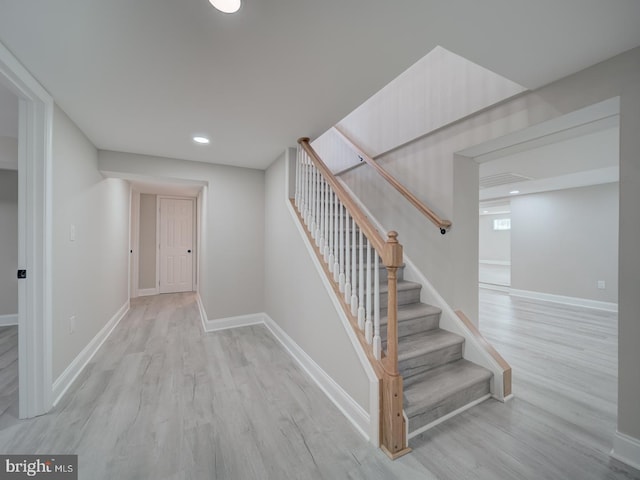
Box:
[295, 137, 411, 459]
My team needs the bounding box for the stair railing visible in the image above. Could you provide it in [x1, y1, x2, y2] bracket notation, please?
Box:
[295, 137, 411, 459]
[332, 127, 452, 234]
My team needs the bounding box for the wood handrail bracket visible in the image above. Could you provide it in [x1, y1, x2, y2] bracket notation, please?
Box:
[455, 310, 512, 398]
[332, 127, 452, 234]
[296, 137, 411, 459]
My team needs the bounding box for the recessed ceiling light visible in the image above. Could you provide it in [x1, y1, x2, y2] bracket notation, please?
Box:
[509, 190, 520, 195]
[193, 136, 210, 145]
[209, 0, 241, 13]
[483, 210, 489, 214]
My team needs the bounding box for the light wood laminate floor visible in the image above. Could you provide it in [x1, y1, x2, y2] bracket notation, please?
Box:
[0, 326, 18, 426]
[0, 291, 638, 479]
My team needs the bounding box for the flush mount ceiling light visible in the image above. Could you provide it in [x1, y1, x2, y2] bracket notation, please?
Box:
[209, 0, 241, 13]
[193, 136, 210, 145]
[509, 190, 520, 195]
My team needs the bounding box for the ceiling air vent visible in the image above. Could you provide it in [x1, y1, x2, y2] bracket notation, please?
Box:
[480, 172, 533, 189]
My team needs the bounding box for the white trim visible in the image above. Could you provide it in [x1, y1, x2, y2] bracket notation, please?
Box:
[479, 260, 511, 266]
[263, 313, 371, 442]
[479, 283, 511, 293]
[202, 312, 264, 332]
[195, 292, 209, 333]
[52, 300, 129, 406]
[408, 394, 491, 439]
[137, 288, 159, 297]
[0, 314, 18, 326]
[509, 288, 618, 312]
[1, 38, 54, 419]
[129, 189, 140, 298]
[611, 431, 640, 471]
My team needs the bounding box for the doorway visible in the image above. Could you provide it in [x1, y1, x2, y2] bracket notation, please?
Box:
[0, 41, 54, 419]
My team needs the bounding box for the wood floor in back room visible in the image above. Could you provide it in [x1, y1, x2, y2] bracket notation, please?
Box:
[0, 291, 637, 480]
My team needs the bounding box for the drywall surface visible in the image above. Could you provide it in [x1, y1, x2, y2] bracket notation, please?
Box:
[52, 105, 130, 379]
[479, 214, 511, 264]
[511, 183, 618, 303]
[264, 151, 369, 410]
[618, 75, 640, 444]
[138, 193, 157, 289]
[98, 150, 265, 320]
[0, 169, 18, 315]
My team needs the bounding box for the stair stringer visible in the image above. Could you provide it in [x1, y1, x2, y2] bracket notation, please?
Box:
[337, 177, 512, 404]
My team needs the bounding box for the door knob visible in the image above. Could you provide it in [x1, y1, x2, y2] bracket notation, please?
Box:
[187, 249, 192, 253]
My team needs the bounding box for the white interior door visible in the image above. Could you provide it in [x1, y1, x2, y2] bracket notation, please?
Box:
[159, 197, 194, 293]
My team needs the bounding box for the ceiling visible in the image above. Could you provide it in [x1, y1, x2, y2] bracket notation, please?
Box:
[0, 1, 639, 170]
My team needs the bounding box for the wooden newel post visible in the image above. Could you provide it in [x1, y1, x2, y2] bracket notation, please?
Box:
[380, 231, 411, 459]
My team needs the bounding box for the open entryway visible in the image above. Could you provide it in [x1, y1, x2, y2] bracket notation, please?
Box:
[127, 181, 203, 299]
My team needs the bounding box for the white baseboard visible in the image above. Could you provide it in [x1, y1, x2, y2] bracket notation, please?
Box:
[0, 314, 18, 326]
[611, 430, 640, 471]
[202, 312, 265, 332]
[195, 293, 209, 333]
[509, 288, 618, 312]
[479, 260, 511, 266]
[137, 288, 158, 297]
[262, 313, 371, 442]
[479, 283, 511, 293]
[52, 300, 130, 405]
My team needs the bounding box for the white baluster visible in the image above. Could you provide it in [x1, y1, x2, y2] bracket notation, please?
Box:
[315, 168, 321, 244]
[318, 177, 324, 249]
[333, 194, 339, 281]
[327, 188, 333, 271]
[338, 203, 345, 291]
[365, 239, 373, 344]
[358, 230, 365, 330]
[323, 180, 329, 261]
[305, 158, 312, 226]
[344, 210, 351, 301]
[373, 254, 381, 360]
[351, 219, 358, 316]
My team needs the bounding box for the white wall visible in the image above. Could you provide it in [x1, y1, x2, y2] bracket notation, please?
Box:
[511, 184, 618, 303]
[52, 106, 130, 379]
[138, 193, 156, 289]
[98, 151, 265, 320]
[0, 136, 18, 170]
[264, 151, 369, 410]
[0, 168, 18, 316]
[479, 214, 511, 264]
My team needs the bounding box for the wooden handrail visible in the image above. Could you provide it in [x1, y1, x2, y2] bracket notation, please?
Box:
[332, 127, 452, 234]
[455, 310, 512, 398]
[298, 137, 401, 269]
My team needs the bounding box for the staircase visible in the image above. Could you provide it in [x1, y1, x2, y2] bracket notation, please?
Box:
[379, 263, 493, 436]
[295, 138, 508, 457]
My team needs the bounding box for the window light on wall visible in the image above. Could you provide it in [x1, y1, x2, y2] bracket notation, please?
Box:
[493, 218, 511, 231]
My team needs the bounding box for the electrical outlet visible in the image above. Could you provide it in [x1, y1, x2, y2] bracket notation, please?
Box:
[69, 315, 76, 334]
[597, 280, 606, 290]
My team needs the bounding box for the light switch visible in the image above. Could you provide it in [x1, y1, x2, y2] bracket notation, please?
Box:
[70, 224, 76, 242]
